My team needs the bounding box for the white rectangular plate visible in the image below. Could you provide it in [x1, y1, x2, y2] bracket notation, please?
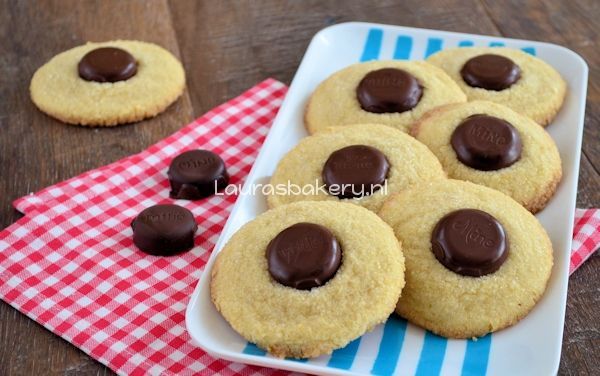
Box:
[186, 22, 588, 375]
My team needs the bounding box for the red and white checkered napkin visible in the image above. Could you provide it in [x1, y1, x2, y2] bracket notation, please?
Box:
[0, 79, 289, 376]
[0, 77, 597, 376]
[570, 208, 600, 273]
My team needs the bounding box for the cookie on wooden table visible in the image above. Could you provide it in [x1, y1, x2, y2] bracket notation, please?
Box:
[378, 179, 553, 339]
[411, 100, 562, 213]
[30, 40, 185, 126]
[211, 201, 405, 358]
[305, 60, 467, 134]
[427, 47, 566, 126]
[268, 123, 445, 212]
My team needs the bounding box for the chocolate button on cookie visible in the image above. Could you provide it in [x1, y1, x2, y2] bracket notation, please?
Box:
[460, 54, 521, 91]
[357, 68, 423, 113]
[78, 47, 138, 83]
[322, 145, 389, 199]
[379, 180, 553, 339]
[431, 209, 508, 277]
[427, 47, 566, 126]
[211, 201, 405, 358]
[30, 40, 185, 126]
[451, 114, 522, 171]
[268, 124, 445, 212]
[305, 60, 466, 133]
[266, 222, 342, 290]
[412, 101, 561, 213]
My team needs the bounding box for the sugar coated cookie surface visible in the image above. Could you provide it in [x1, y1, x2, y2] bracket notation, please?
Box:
[379, 180, 553, 339]
[427, 47, 566, 126]
[268, 124, 446, 212]
[412, 101, 562, 213]
[211, 201, 405, 358]
[305, 60, 467, 134]
[30, 40, 185, 126]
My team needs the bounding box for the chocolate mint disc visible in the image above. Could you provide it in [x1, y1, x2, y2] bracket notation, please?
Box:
[460, 54, 521, 91]
[131, 204, 197, 256]
[78, 47, 137, 83]
[451, 114, 522, 171]
[322, 145, 390, 199]
[431, 209, 508, 277]
[168, 150, 229, 200]
[357, 68, 423, 113]
[266, 223, 342, 290]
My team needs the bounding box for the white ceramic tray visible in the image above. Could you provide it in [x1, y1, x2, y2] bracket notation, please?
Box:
[186, 22, 588, 375]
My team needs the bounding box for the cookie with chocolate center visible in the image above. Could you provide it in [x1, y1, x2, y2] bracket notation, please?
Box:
[211, 201, 405, 358]
[379, 179, 553, 339]
[268, 123, 445, 212]
[305, 60, 467, 134]
[30, 40, 185, 126]
[412, 101, 562, 213]
[427, 47, 566, 126]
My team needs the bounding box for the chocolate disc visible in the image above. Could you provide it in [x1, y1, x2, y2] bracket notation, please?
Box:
[460, 54, 521, 91]
[431, 209, 508, 277]
[322, 145, 390, 199]
[168, 150, 229, 200]
[357, 68, 423, 113]
[266, 223, 342, 290]
[451, 114, 522, 171]
[78, 47, 138, 83]
[131, 204, 197, 256]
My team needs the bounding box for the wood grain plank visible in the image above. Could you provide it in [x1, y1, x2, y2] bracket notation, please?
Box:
[0, 0, 191, 375]
[481, 0, 600, 208]
[481, 1, 600, 375]
[168, 0, 500, 115]
[0, 0, 597, 374]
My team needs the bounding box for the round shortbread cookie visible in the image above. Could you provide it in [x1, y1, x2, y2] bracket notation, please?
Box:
[378, 179, 553, 339]
[211, 201, 405, 358]
[412, 101, 562, 213]
[267, 124, 446, 212]
[30, 40, 185, 126]
[426, 47, 566, 126]
[305, 60, 467, 134]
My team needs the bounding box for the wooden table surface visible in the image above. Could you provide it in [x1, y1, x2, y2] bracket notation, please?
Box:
[0, 0, 598, 375]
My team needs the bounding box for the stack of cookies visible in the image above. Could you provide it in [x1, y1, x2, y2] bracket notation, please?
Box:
[212, 47, 565, 358]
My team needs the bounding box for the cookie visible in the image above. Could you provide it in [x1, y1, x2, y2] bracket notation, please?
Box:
[267, 123, 446, 212]
[305, 60, 467, 134]
[211, 201, 405, 358]
[412, 101, 562, 213]
[378, 179, 553, 339]
[30, 40, 185, 126]
[426, 47, 566, 126]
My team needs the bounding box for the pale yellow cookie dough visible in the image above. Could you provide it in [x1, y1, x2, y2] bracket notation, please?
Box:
[427, 47, 566, 126]
[379, 179, 553, 339]
[267, 124, 446, 212]
[30, 40, 185, 126]
[412, 101, 562, 213]
[305, 60, 467, 134]
[211, 201, 405, 358]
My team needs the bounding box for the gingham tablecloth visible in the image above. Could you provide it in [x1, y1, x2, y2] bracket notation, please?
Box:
[0, 79, 597, 376]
